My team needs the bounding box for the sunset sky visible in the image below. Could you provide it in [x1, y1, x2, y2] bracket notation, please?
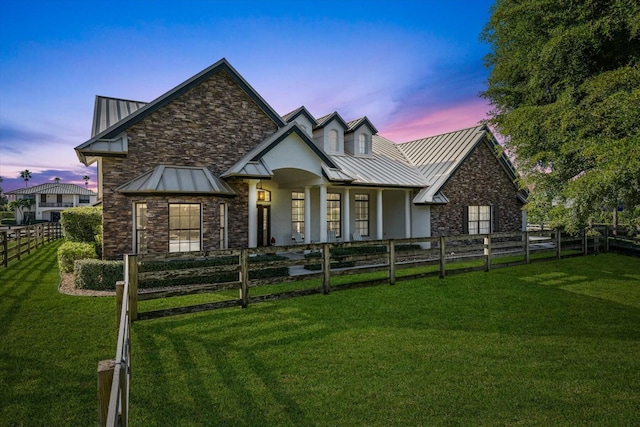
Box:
[0, 0, 495, 193]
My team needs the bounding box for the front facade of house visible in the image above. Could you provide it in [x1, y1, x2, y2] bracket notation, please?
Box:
[6, 183, 97, 224]
[75, 59, 526, 260]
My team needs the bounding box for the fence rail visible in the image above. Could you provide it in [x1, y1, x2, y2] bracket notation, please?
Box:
[0, 223, 63, 267]
[98, 226, 636, 426]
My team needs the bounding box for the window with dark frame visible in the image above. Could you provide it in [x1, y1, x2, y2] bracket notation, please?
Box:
[467, 205, 491, 234]
[135, 203, 147, 254]
[291, 191, 305, 238]
[354, 194, 369, 236]
[327, 192, 341, 237]
[169, 203, 201, 252]
[79, 195, 90, 204]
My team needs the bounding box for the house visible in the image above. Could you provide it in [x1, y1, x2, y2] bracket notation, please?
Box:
[74, 58, 526, 260]
[6, 183, 98, 224]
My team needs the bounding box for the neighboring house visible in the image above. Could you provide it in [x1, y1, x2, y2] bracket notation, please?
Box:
[74, 58, 526, 260]
[6, 183, 97, 224]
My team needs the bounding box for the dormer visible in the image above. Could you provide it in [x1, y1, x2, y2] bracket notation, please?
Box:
[345, 116, 378, 157]
[282, 106, 316, 138]
[312, 112, 348, 155]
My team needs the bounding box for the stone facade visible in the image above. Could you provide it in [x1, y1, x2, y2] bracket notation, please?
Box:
[101, 70, 277, 259]
[430, 138, 524, 237]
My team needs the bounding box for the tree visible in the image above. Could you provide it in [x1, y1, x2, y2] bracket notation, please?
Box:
[54, 177, 60, 184]
[481, 0, 640, 232]
[9, 198, 35, 224]
[83, 175, 90, 188]
[20, 170, 32, 188]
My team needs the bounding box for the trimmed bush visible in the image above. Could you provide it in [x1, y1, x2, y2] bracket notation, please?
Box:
[74, 259, 124, 290]
[57, 241, 98, 273]
[1, 219, 17, 226]
[60, 206, 102, 243]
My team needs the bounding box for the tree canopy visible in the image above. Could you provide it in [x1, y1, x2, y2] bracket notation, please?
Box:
[481, 0, 640, 231]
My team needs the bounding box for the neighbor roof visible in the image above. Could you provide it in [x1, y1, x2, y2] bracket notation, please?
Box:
[7, 183, 96, 196]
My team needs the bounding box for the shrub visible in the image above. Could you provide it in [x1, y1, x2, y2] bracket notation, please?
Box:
[1, 219, 17, 226]
[60, 206, 102, 243]
[74, 259, 124, 290]
[57, 241, 98, 273]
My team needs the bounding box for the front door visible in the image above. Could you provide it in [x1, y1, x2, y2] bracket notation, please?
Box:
[257, 205, 271, 246]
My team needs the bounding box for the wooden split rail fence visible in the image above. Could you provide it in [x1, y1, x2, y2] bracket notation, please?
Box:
[0, 223, 63, 267]
[98, 227, 610, 426]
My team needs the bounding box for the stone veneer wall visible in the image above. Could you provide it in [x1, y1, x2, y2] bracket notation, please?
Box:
[430, 138, 523, 237]
[101, 70, 277, 259]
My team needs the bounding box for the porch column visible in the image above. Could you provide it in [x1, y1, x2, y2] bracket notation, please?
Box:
[343, 188, 350, 242]
[304, 186, 311, 244]
[319, 184, 327, 242]
[248, 179, 258, 248]
[405, 190, 411, 238]
[376, 189, 383, 240]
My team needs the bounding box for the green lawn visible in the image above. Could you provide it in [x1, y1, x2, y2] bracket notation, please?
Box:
[1, 243, 639, 426]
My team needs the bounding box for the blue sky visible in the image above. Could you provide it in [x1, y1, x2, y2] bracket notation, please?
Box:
[0, 0, 495, 192]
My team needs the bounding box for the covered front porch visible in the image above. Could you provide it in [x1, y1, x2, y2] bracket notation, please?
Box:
[246, 173, 431, 247]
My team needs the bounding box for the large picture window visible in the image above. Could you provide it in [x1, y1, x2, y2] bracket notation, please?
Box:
[327, 193, 341, 237]
[291, 191, 305, 238]
[134, 203, 147, 254]
[169, 203, 201, 252]
[354, 194, 369, 236]
[467, 205, 491, 234]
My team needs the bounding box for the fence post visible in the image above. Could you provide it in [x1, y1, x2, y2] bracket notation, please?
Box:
[604, 226, 609, 253]
[583, 229, 588, 255]
[439, 236, 446, 279]
[116, 281, 124, 330]
[97, 359, 115, 427]
[322, 244, 331, 294]
[26, 225, 32, 255]
[556, 229, 562, 259]
[524, 231, 530, 264]
[127, 254, 138, 321]
[389, 240, 396, 285]
[484, 235, 492, 272]
[2, 231, 7, 267]
[240, 249, 249, 308]
[16, 230, 21, 261]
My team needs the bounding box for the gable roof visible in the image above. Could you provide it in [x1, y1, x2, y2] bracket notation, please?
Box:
[91, 96, 147, 137]
[282, 106, 316, 125]
[346, 116, 378, 134]
[116, 165, 236, 196]
[75, 58, 285, 165]
[397, 125, 523, 204]
[222, 122, 348, 180]
[7, 183, 96, 196]
[314, 111, 349, 130]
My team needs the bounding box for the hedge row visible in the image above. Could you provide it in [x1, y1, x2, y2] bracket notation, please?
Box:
[73, 254, 290, 291]
[60, 206, 102, 243]
[58, 241, 98, 273]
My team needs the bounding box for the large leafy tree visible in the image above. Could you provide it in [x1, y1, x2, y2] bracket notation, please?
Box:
[481, 0, 640, 231]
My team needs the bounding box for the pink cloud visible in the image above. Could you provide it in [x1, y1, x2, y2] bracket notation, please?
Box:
[379, 98, 491, 142]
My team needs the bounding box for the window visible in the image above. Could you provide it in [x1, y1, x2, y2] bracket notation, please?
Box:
[467, 205, 491, 234]
[79, 196, 90, 204]
[329, 129, 339, 152]
[169, 203, 201, 252]
[135, 203, 147, 254]
[327, 193, 341, 237]
[358, 134, 370, 155]
[219, 203, 227, 249]
[355, 194, 369, 236]
[291, 191, 305, 238]
[57, 194, 63, 204]
[40, 194, 47, 204]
